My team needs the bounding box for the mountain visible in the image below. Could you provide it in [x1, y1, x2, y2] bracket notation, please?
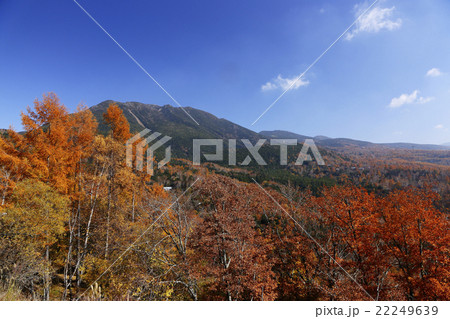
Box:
[317, 138, 374, 148]
[88, 101, 450, 155]
[259, 130, 311, 141]
[314, 135, 331, 141]
[90, 101, 262, 157]
[260, 130, 450, 151]
[259, 131, 375, 148]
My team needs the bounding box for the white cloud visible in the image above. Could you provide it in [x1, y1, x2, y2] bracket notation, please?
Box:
[261, 82, 277, 91]
[389, 91, 418, 108]
[426, 68, 442, 77]
[346, 4, 402, 40]
[389, 90, 434, 108]
[261, 74, 309, 92]
[435, 124, 444, 129]
[417, 96, 435, 104]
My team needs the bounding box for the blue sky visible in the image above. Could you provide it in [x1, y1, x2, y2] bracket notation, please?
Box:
[1, 0, 449, 144]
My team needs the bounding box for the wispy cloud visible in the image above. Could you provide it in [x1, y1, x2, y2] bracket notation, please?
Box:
[261, 74, 309, 92]
[389, 90, 434, 108]
[435, 124, 444, 130]
[426, 68, 443, 77]
[346, 3, 402, 40]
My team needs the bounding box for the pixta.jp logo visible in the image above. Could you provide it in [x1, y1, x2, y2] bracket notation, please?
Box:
[126, 129, 172, 175]
[193, 139, 325, 166]
[126, 129, 325, 175]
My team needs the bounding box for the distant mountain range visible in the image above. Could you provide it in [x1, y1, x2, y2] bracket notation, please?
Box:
[89, 101, 450, 152]
[260, 130, 450, 151]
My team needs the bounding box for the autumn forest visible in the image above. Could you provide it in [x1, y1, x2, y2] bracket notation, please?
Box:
[0, 93, 449, 301]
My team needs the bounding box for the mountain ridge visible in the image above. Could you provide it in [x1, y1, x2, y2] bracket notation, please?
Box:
[90, 100, 262, 158]
[88, 101, 450, 151]
[2, 101, 447, 151]
[259, 130, 450, 151]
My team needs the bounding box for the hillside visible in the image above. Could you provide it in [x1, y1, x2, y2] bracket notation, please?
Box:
[1, 94, 449, 302]
[90, 101, 261, 157]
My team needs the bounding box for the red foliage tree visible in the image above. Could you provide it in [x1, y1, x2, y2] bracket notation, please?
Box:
[190, 175, 277, 300]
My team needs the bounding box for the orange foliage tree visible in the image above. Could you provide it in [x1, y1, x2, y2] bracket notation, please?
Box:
[103, 103, 131, 143]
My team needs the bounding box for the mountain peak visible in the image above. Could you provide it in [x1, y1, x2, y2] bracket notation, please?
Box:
[89, 100, 261, 157]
